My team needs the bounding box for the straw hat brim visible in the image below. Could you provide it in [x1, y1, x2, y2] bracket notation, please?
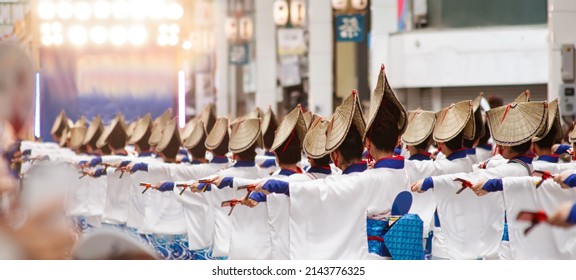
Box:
[570, 124, 576, 143]
[51, 110, 67, 135]
[59, 127, 70, 147]
[402, 110, 435, 146]
[200, 104, 216, 134]
[533, 99, 563, 142]
[433, 100, 474, 143]
[96, 115, 125, 148]
[364, 66, 407, 139]
[303, 118, 329, 159]
[128, 114, 152, 145]
[262, 106, 279, 135]
[126, 121, 137, 139]
[179, 118, 197, 142]
[326, 91, 366, 153]
[184, 120, 207, 149]
[205, 118, 229, 150]
[271, 105, 308, 152]
[70, 127, 88, 149]
[473, 93, 484, 113]
[487, 101, 548, 146]
[513, 90, 531, 103]
[82, 116, 103, 145]
[229, 118, 262, 153]
[156, 120, 181, 152]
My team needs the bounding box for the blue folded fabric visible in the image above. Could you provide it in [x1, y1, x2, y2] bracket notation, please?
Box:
[555, 144, 571, 155]
[564, 174, 576, 188]
[482, 178, 503, 192]
[197, 182, 211, 192]
[119, 160, 131, 168]
[262, 180, 290, 195]
[260, 158, 277, 168]
[249, 192, 266, 203]
[158, 182, 175, 192]
[218, 177, 234, 189]
[367, 218, 387, 256]
[421, 177, 434, 191]
[568, 203, 576, 224]
[92, 168, 106, 178]
[78, 160, 88, 166]
[89, 157, 102, 167]
[130, 162, 149, 173]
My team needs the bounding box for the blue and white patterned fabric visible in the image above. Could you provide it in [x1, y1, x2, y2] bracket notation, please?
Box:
[383, 214, 425, 260]
[367, 218, 387, 256]
[149, 234, 194, 260]
[193, 247, 227, 260]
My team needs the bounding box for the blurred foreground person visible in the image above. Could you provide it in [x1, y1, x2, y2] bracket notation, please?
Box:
[0, 43, 76, 259]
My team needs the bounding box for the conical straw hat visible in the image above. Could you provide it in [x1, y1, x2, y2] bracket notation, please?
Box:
[433, 100, 475, 142]
[271, 105, 308, 151]
[514, 90, 530, 103]
[205, 118, 229, 150]
[128, 114, 152, 145]
[156, 119, 181, 154]
[473, 93, 484, 113]
[96, 114, 127, 148]
[261, 106, 279, 136]
[82, 116, 104, 146]
[229, 118, 263, 153]
[401, 110, 435, 146]
[59, 126, 70, 147]
[179, 118, 196, 142]
[472, 93, 486, 139]
[70, 127, 88, 149]
[303, 117, 330, 159]
[570, 121, 576, 143]
[364, 64, 407, 138]
[200, 104, 217, 134]
[487, 101, 548, 146]
[533, 99, 563, 142]
[326, 90, 366, 153]
[75, 116, 87, 128]
[125, 119, 138, 139]
[247, 107, 263, 120]
[149, 109, 172, 146]
[51, 110, 69, 137]
[184, 119, 207, 149]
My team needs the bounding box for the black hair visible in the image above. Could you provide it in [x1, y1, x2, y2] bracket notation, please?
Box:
[444, 132, 464, 152]
[339, 124, 364, 164]
[510, 141, 532, 155]
[263, 129, 275, 150]
[274, 135, 301, 165]
[534, 125, 557, 150]
[366, 106, 401, 152]
[311, 154, 331, 167]
[136, 130, 151, 152]
[211, 134, 230, 156]
[190, 134, 208, 159]
[415, 135, 432, 151]
[235, 143, 257, 161]
[478, 122, 491, 146]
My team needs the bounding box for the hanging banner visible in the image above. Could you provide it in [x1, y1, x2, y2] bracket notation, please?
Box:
[335, 14, 365, 42]
[277, 28, 306, 56]
[229, 43, 249, 65]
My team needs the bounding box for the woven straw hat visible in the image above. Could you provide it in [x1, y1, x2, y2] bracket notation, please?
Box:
[433, 100, 475, 143]
[303, 117, 330, 159]
[179, 118, 196, 142]
[229, 118, 263, 153]
[82, 116, 104, 146]
[59, 126, 70, 147]
[205, 118, 229, 150]
[125, 120, 137, 139]
[261, 106, 279, 135]
[184, 119, 207, 149]
[533, 99, 563, 142]
[156, 119, 181, 155]
[514, 90, 531, 103]
[364, 65, 407, 139]
[149, 109, 172, 146]
[271, 105, 308, 152]
[128, 113, 152, 145]
[401, 110, 435, 146]
[326, 90, 366, 153]
[247, 107, 263, 120]
[472, 93, 486, 139]
[200, 104, 217, 134]
[70, 127, 88, 149]
[487, 101, 548, 146]
[51, 110, 69, 137]
[96, 114, 127, 148]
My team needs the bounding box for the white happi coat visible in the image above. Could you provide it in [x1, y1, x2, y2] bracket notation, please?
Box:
[126, 156, 162, 231]
[210, 164, 269, 258]
[86, 155, 126, 227]
[102, 155, 134, 225]
[170, 160, 230, 250]
[287, 166, 408, 260]
[430, 160, 532, 259]
[140, 162, 187, 236]
[476, 146, 494, 164]
[501, 177, 576, 259]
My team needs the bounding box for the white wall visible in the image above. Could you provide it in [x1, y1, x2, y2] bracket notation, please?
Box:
[308, 0, 333, 117]
[255, 0, 277, 113]
[548, 0, 576, 102]
[387, 26, 548, 88]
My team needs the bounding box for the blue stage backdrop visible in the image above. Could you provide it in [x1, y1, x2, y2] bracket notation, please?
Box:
[39, 48, 176, 142]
